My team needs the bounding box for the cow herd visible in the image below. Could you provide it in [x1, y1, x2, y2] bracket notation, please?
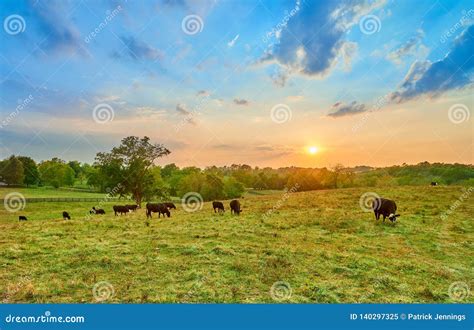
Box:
[16, 197, 401, 224]
[144, 199, 242, 218]
[16, 199, 244, 221]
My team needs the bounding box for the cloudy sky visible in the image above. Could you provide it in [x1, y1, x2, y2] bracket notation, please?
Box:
[0, 0, 472, 168]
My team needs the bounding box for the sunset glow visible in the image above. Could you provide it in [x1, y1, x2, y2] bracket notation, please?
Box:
[308, 146, 319, 155]
[0, 1, 472, 168]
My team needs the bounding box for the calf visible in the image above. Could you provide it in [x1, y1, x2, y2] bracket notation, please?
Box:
[164, 202, 176, 210]
[146, 203, 171, 218]
[113, 205, 129, 216]
[18, 215, 27, 221]
[62, 211, 71, 220]
[212, 201, 225, 213]
[90, 207, 105, 215]
[126, 204, 139, 212]
[372, 198, 400, 222]
[229, 200, 241, 215]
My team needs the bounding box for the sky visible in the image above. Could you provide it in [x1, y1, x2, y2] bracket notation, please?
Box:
[0, 0, 473, 168]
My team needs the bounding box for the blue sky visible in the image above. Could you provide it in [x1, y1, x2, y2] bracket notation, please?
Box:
[0, 0, 472, 167]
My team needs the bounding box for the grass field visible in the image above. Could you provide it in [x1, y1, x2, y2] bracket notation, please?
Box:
[0, 186, 472, 303]
[0, 187, 106, 199]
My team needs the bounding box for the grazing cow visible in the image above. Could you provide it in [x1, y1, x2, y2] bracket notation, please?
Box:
[431, 182, 438, 186]
[372, 198, 400, 222]
[19, 215, 27, 221]
[90, 207, 105, 215]
[126, 204, 139, 212]
[212, 201, 225, 213]
[164, 202, 176, 210]
[229, 200, 241, 215]
[62, 211, 71, 220]
[146, 203, 170, 218]
[113, 205, 129, 216]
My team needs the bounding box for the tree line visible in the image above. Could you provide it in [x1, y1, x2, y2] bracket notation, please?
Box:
[1, 136, 473, 204]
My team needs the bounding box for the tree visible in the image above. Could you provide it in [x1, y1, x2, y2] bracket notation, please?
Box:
[94, 136, 170, 205]
[223, 176, 245, 198]
[161, 163, 179, 179]
[68, 161, 82, 178]
[145, 166, 170, 201]
[1, 156, 24, 185]
[38, 158, 75, 188]
[332, 164, 344, 189]
[18, 156, 39, 186]
[200, 173, 224, 201]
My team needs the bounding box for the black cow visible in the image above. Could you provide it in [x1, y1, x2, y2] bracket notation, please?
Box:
[113, 205, 129, 216]
[19, 215, 27, 221]
[230, 200, 241, 215]
[431, 182, 438, 186]
[90, 207, 105, 215]
[372, 198, 400, 222]
[146, 203, 170, 218]
[212, 201, 225, 213]
[164, 202, 176, 210]
[126, 204, 139, 212]
[62, 211, 71, 220]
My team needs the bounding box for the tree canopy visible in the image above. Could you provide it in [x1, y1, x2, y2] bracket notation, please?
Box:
[93, 136, 170, 204]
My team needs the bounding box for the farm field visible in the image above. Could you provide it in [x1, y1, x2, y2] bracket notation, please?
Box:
[0, 186, 472, 303]
[0, 187, 107, 199]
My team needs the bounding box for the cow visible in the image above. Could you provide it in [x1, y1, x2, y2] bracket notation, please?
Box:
[164, 202, 176, 210]
[230, 200, 241, 215]
[62, 211, 71, 220]
[146, 203, 170, 218]
[126, 204, 139, 212]
[212, 201, 225, 213]
[431, 182, 438, 186]
[19, 215, 27, 221]
[90, 207, 105, 215]
[113, 205, 129, 216]
[372, 198, 400, 222]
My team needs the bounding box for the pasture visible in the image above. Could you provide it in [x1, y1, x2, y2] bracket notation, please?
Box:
[0, 186, 472, 303]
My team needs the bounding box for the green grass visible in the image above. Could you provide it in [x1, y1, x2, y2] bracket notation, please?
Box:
[0, 186, 472, 303]
[0, 187, 106, 199]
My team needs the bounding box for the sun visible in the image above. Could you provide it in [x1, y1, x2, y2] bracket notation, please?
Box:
[308, 146, 319, 155]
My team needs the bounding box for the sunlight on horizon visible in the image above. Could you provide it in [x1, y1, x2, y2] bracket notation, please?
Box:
[308, 146, 319, 155]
